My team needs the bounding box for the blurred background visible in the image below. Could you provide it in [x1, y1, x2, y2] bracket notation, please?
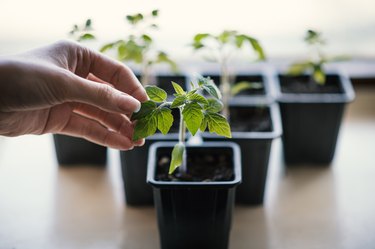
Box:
[1, 0, 375, 59]
[1, 1, 375, 249]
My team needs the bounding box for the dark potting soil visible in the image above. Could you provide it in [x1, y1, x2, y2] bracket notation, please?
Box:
[229, 106, 272, 132]
[202, 74, 265, 96]
[155, 147, 234, 182]
[279, 75, 344, 94]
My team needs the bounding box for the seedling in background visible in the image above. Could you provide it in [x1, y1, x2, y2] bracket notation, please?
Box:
[69, 19, 95, 42]
[191, 30, 266, 118]
[287, 29, 349, 84]
[132, 77, 231, 174]
[100, 9, 177, 85]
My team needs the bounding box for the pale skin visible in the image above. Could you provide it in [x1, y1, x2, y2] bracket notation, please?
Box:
[0, 40, 148, 150]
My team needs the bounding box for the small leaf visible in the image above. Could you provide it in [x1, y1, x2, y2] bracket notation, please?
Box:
[182, 102, 203, 135]
[133, 114, 157, 141]
[204, 98, 223, 113]
[231, 81, 263, 96]
[202, 81, 222, 99]
[287, 61, 312, 76]
[171, 81, 186, 95]
[100, 43, 114, 52]
[169, 143, 185, 174]
[145, 85, 167, 102]
[188, 93, 208, 105]
[152, 9, 159, 16]
[142, 34, 152, 43]
[156, 107, 174, 135]
[206, 112, 232, 138]
[313, 65, 326, 84]
[131, 101, 157, 120]
[171, 95, 186, 108]
[85, 19, 92, 28]
[193, 33, 210, 43]
[79, 33, 95, 41]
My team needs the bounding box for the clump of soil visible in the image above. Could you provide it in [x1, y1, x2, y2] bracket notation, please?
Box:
[279, 75, 343, 94]
[155, 147, 234, 182]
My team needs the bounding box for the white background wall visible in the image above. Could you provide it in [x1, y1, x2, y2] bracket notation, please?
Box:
[1, 0, 375, 59]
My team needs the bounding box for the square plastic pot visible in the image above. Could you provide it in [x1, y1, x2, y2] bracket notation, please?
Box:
[202, 102, 282, 205]
[120, 75, 188, 205]
[275, 73, 355, 164]
[147, 141, 241, 249]
[53, 134, 107, 166]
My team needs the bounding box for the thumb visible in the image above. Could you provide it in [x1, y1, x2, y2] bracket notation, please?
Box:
[64, 72, 141, 114]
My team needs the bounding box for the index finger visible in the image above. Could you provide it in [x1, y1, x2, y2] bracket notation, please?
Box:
[85, 47, 148, 102]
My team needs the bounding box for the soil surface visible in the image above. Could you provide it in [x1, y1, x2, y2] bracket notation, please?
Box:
[279, 75, 343, 94]
[229, 106, 272, 132]
[155, 147, 234, 182]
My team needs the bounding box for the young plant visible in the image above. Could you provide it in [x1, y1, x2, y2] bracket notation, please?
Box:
[131, 77, 231, 174]
[69, 19, 95, 42]
[100, 9, 177, 85]
[287, 29, 348, 85]
[191, 30, 266, 118]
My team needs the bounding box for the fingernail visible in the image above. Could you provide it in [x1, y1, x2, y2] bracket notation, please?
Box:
[134, 102, 141, 112]
[118, 95, 141, 113]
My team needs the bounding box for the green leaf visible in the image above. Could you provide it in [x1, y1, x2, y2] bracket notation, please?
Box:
[193, 33, 210, 43]
[204, 98, 223, 113]
[182, 102, 203, 135]
[131, 100, 157, 120]
[287, 61, 312, 75]
[187, 93, 208, 105]
[200, 116, 208, 131]
[85, 19, 92, 28]
[156, 52, 178, 72]
[152, 9, 159, 16]
[171, 95, 186, 108]
[117, 42, 127, 60]
[218, 30, 237, 43]
[206, 112, 232, 138]
[244, 35, 266, 60]
[142, 34, 152, 43]
[100, 43, 114, 52]
[156, 107, 174, 135]
[231, 81, 263, 96]
[171, 81, 185, 95]
[169, 143, 185, 174]
[79, 33, 95, 41]
[313, 66, 326, 84]
[145, 85, 167, 102]
[133, 114, 157, 141]
[202, 81, 222, 99]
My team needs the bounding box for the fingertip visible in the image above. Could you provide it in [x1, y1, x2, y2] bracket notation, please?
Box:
[134, 138, 145, 147]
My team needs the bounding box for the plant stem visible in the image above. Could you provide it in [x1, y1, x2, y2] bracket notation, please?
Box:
[178, 107, 187, 173]
[220, 59, 231, 121]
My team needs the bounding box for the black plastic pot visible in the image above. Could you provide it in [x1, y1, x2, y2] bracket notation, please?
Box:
[202, 102, 282, 205]
[147, 142, 241, 249]
[53, 134, 107, 166]
[120, 75, 188, 205]
[276, 73, 355, 164]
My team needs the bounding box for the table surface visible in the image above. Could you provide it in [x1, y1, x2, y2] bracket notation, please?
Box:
[1, 85, 375, 249]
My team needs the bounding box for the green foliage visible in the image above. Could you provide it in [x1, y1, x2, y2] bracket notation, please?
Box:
[191, 30, 266, 62]
[131, 77, 231, 173]
[231, 81, 263, 96]
[287, 29, 348, 85]
[69, 18, 96, 42]
[100, 9, 177, 82]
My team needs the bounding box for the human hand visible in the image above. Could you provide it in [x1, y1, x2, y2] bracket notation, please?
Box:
[0, 40, 148, 150]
